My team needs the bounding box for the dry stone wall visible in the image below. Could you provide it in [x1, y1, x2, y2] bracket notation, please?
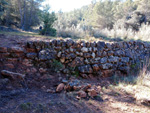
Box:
[0, 38, 150, 78]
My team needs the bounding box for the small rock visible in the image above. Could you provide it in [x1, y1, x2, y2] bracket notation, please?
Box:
[108, 56, 119, 63]
[100, 63, 113, 70]
[68, 57, 84, 68]
[80, 74, 88, 78]
[26, 69, 30, 73]
[93, 47, 97, 52]
[68, 79, 80, 87]
[97, 86, 102, 93]
[41, 85, 46, 90]
[97, 41, 105, 48]
[100, 57, 107, 64]
[73, 86, 82, 91]
[57, 51, 62, 58]
[88, 47, 92, 52]
[76, 51, 80, 55]
[46, 89, 55, 93]
[39, 68, 47, 73]
[60, 58, 65, 63]
[22, 59, 33, 67]
[69, 47, 74, 52]
[80, 52, 83, 56]
[63, 69, 70, 74]
[84, 53, 91, 58]
[91, 52, 96, 58]
[78, 65, 93, 74]
[81, 47, 88, 53]
[82, 84, 92, 91]
[78, 90, 87, 98]
[88, 89, 98, 98]
[96, 51, 102, 57]
[62, 79, 68, 84]
[107, 51, 114, 56]
[121, 57, 130, 63]
[102, 51, 107, 57]
[26, 53, 37, 59]
[105, 43, 111, 49]
[114, 50, 125, 56]
[84, 59, 90, 64]
[31, 67, 37, 73]
[92, 64, 100, 71]
[56, 83, 65, 92]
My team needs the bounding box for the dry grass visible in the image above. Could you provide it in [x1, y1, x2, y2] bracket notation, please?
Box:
[56, 24, 150, 42]
[99, 24, 150, 41]
[0, 31, 54, 39]
[114, 68, 150, 103]
[2, 24, 150, 43]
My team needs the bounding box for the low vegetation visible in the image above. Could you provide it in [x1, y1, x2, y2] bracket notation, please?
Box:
[111, 59, 150, 106]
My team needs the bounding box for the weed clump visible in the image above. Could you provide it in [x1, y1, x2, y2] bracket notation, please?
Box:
[50, 59, 64, 72]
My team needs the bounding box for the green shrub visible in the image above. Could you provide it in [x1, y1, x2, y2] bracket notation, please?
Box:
[20, 102, 32, 110]
[51, 59, 64, 72]
[39, 27, 56, 36]
[39, 5, 57, 37]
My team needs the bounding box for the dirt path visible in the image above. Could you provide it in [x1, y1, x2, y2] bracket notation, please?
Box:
[0, 81, 150, 113]
[0, 34, 52, 47]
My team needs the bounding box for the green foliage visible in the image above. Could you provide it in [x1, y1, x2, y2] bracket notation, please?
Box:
[51, 59, 64, 72]
[69, 67, 80, 77]
[39, 5, 57, 36]
[20, 102, 32, 110]
[0, 0, 7, 13]
[72, 70, 79, 77]
[0, 0, 45, 30]
[40, 27, 56, 36]
[36, 104, 47, 112]
[95, 0, 115, 29]
[0, 0, 7, 23]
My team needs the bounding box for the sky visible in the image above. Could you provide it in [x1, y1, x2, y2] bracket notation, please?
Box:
[44, 0, 94, 12]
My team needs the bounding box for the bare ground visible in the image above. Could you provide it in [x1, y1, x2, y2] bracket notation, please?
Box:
[1, 78, 150, 113]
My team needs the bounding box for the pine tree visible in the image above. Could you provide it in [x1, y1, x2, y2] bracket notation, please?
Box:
[39, 5, 57, 36]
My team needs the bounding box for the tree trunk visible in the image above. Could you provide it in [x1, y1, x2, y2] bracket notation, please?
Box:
[28, 0, 34, 29]
[21, 0, 27, 30]
[18, 0, 23, 29]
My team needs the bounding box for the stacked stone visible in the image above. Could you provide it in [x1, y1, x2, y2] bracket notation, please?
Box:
[25, 39, 150, 76]
[0, 46, 25, 71]
[0, 39, 150, 77]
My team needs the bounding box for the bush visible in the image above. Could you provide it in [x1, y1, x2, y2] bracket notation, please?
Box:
[39, 28, 56, 36]
[56, 26, 85, 39]
[50, 59, 64, 72]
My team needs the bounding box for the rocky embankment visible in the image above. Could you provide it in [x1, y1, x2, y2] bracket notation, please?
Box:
[0, 39, 150, 79]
